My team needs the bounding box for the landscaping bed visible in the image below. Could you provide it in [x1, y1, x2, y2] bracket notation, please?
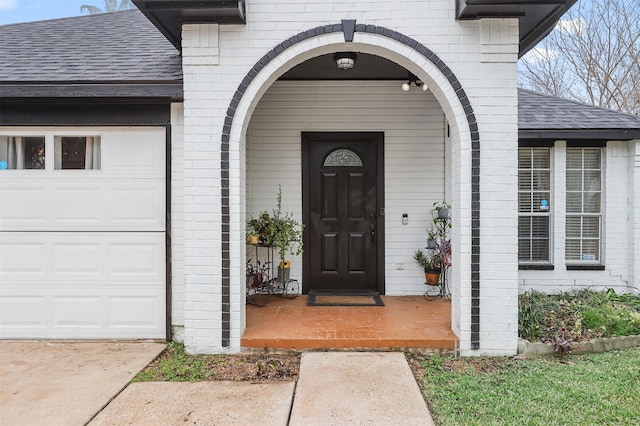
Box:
[134, 343, 300, 382]
[519, 288, 640, 347]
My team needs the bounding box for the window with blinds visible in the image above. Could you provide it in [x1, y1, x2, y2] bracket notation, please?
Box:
[518, 148, 551, 262]
[566, 148, 602, 262]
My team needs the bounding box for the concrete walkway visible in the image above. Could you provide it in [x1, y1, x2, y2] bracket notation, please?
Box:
[0, 341, 165, 426]
[1, 343, 434, 425]
[91, 351, 434, 426]
[91, 381, 295, 425]
[290, 352, 435, 425]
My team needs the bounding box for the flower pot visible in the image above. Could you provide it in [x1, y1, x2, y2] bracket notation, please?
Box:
[438, 208, 450, 219]
[278, 266, 290, 283]
[426, 239, 437, 249]
[247, 234, 260, 245]
[424, 268, 441, 286]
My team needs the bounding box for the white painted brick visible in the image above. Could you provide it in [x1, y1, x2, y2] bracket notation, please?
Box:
[177, 0, 523, 355]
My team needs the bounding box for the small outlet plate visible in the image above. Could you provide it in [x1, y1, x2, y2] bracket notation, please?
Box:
[395, 263, 405, 270]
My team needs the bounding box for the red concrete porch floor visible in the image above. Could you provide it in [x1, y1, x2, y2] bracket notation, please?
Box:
[241, 295, 458, 353]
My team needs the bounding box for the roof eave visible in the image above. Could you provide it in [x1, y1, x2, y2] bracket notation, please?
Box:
[132, 0, 246, 50]
[0, 82, 184, 102]
[519, 128, 640, 141]
[456, 0, 578, 58]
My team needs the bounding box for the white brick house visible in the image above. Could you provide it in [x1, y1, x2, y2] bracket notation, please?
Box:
[1, 1, 638, 356]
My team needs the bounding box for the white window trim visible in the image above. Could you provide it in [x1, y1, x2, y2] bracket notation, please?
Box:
[565, 147, 604, 265]
[518, 146, 553, 264]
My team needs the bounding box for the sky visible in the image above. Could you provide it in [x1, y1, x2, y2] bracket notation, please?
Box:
[0, 0, 119, 25]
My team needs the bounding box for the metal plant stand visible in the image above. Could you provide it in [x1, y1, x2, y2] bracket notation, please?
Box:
[246, 244, 299, 304]
[424, 266, 450, 301]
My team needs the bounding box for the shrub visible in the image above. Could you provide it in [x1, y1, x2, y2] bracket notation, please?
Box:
[518, 288, 640, 342]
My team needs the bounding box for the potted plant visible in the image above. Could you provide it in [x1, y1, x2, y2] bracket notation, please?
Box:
[426, 229, 437, 249]
[247, 211, 273, 245]
[414, 201, 452, 286]
[413, 249, 441, 285]
[433, 200, 451, 219]
[247, 186, 304, 283]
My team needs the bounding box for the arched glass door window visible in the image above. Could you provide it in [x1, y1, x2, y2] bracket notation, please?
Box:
[323, 148, 363, 167]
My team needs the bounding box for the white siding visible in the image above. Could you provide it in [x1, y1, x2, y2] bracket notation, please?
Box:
[247, 81, 446, 295]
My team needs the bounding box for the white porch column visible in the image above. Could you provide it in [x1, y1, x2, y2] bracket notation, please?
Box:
[473, 18, 520, 355]
[181, 23, 225, 354]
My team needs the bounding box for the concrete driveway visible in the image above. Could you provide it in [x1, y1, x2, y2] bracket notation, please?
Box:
[0, 341, 165, 426]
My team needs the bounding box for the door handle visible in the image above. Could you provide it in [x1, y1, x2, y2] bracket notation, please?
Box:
[369, 221, 376, 247]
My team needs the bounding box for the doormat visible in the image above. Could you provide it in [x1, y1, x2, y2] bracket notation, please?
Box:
[307, 295, 385, 307]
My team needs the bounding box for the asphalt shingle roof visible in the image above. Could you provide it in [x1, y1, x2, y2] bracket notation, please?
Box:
[1, 11, 638, 137]
[518, 89, 640, 131]
[0, 10, 182, 82]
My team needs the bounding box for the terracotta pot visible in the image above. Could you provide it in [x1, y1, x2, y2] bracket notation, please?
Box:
[424, 269, 441, 286]
[247, 234, 260, 245]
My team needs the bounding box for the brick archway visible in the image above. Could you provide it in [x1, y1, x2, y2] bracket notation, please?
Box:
[222, 23, 481, 352]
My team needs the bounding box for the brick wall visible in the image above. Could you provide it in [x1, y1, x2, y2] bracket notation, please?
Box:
[179, 0, 520, 355]
[171, 103, 185, 341]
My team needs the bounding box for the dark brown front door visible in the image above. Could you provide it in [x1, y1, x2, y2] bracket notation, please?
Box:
[302, 132, 384, 294]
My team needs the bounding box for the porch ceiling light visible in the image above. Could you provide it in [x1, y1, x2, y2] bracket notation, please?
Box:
[402, 75, 429, 92]
[334, 52, 357, 70]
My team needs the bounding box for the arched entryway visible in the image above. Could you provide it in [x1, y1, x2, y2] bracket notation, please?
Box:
[221, 23, 480, 353]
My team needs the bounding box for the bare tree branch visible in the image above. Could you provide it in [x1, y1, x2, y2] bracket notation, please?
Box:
[519, 0, 640, 115]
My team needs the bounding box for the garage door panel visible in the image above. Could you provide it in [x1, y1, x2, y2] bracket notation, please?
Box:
[0, 232, 165, 338]
[53, 296, 102, 328]
[0, 296, 46, 327]
[1, 233, 164, 281]
[1, 288, 165, 338]
[108, 183, 164, 227]
[0, 180, 165, 231]
[109, 296, 161, 328]
[53, 242, 102, 275]
[0, 242, 48, 275]
[0, 127, 166, 340]
[104, 129, 165, 177]
[54, 187, 103, 225]
[110, 243, 161, 276]
[0, 185, 48, 225]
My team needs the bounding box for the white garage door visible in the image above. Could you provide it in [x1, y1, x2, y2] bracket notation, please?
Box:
[0, 128, 166, 339]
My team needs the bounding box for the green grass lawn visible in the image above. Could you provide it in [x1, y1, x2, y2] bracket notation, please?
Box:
[415, 349, 640, 426]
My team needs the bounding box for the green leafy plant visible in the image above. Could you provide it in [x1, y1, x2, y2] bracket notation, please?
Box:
[414, 201, 452, 273]
[413, 249, 439, 272]
[519, 289, 640, 343]
[247, 185, 304, 263]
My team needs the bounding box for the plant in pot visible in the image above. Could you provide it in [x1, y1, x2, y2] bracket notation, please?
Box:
[413, 249, 441, 285]
[247, 186, 304, 283]
[433, 200, 451, 220]
[414, 201, 452, 286]
[246, 211, 274, 246]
